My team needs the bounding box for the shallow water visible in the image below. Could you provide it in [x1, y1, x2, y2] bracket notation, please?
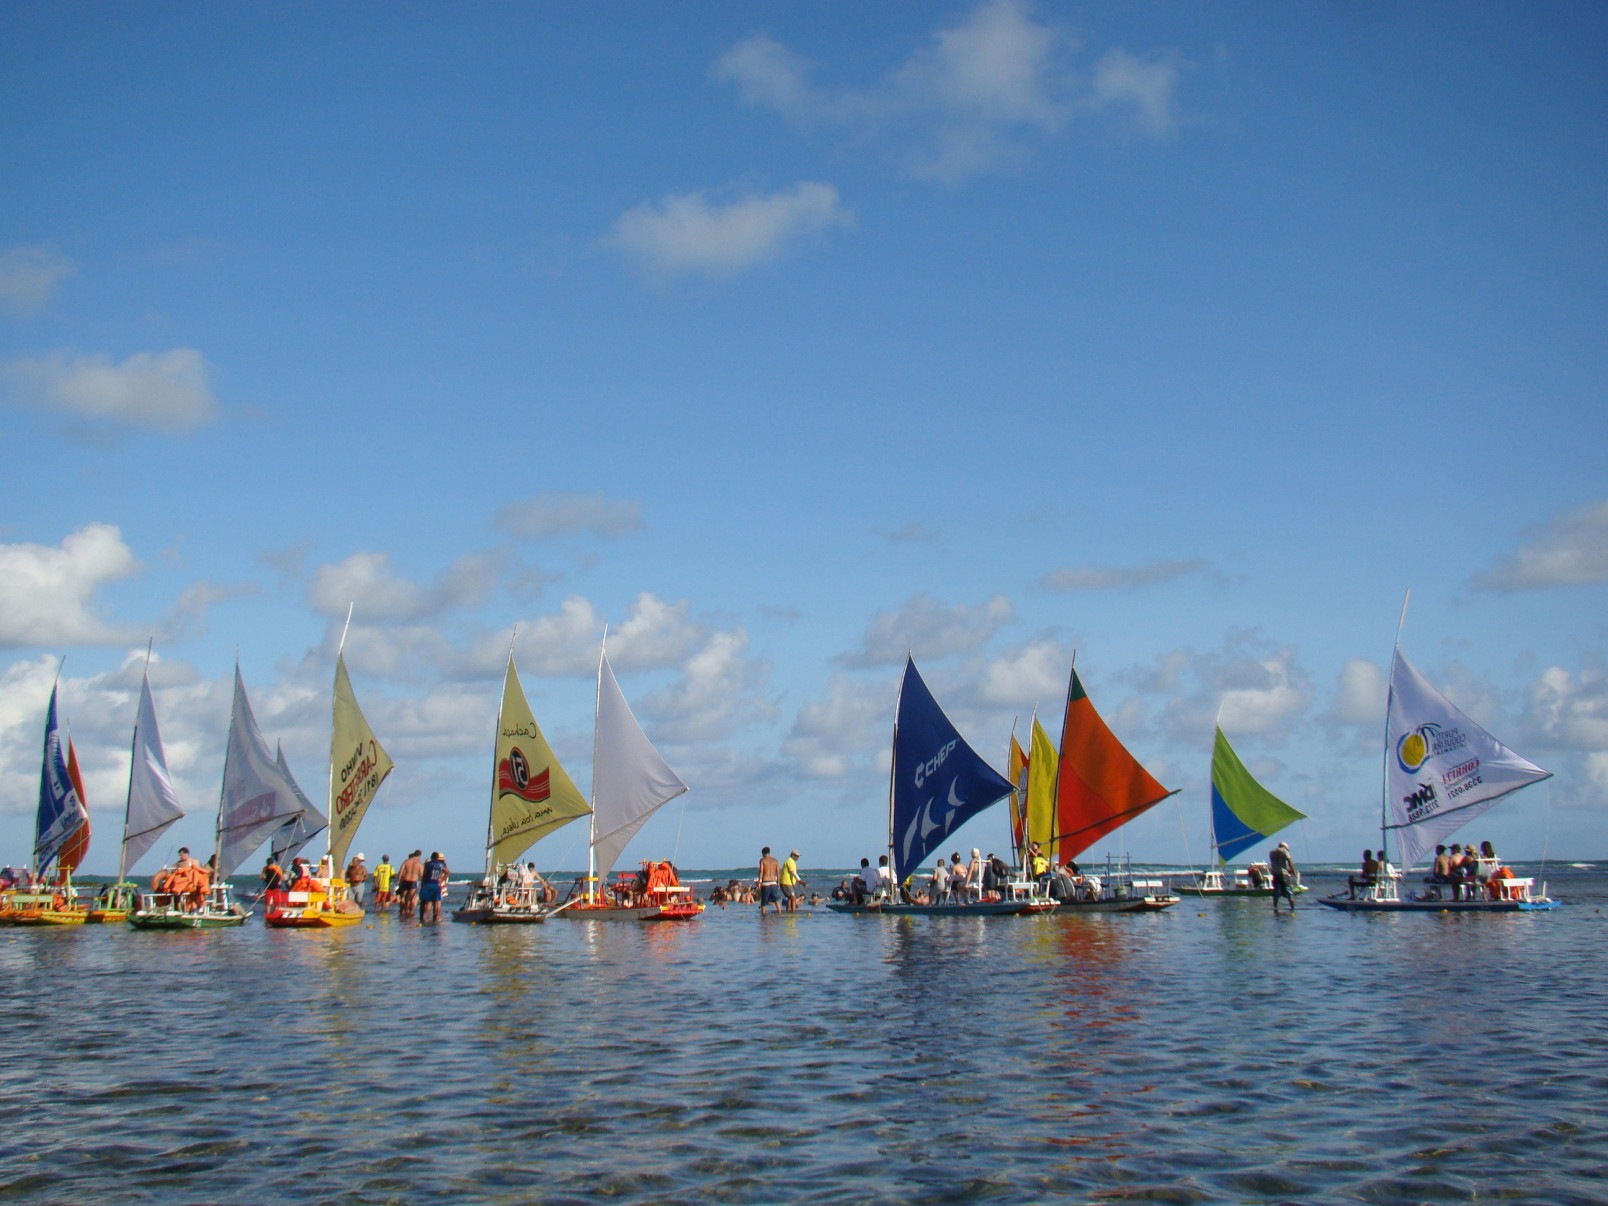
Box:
[1, 865, 1605, 1203]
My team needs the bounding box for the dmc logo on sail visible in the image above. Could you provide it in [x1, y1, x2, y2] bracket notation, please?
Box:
[1402, 779, 1439, 823]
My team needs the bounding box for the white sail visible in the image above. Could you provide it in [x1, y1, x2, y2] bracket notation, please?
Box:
[589, 652, 686, 885]
[267, 742, 325, 864]
[218, 666, 308, 878]
[121, 671, 187, 874]
[1385, 650, 1552, 871]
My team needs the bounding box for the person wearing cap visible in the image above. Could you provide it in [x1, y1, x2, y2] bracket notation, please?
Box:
[345, 853, 369, 907]
[1269, 841, 1298, 913]
[779, 849, 802, 913]
[372, 855, 395, 912]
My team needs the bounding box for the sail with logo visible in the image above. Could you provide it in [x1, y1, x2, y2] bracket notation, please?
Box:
[827, 656, 1053, 916]
[1385, 649, 1551, 872]
[1318, 596, 1558, 912]
[455, 645, 593, 922]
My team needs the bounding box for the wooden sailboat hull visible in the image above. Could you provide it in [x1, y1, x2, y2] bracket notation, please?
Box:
[1174, 884, 1308, 898]
[262, 887, 364, 928]
[557, 902, 703, 922]
[826, 899, 1055, 917]
[1317, 895, 1559, 913]
[129, 908, 247, 930]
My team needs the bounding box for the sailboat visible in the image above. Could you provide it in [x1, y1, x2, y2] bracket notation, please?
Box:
[2, 679, 93, 927]
[558, 645, 700, 921]
[826, 656, 1055, 917]
[454, 643, 593, 923]
[1021, 663, 1180, 913]
[1174, 727, 1308, 898]
[265, 640, 393, 927]
[1318, 609, 1557, 912]
[88, 656, 188, 922]
[130, 663, 308, 929]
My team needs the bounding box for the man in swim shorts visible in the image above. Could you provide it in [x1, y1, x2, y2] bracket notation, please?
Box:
[757, 847, 782, 915]
[419, 850, 448, 923]
[397, 850, 423, 920]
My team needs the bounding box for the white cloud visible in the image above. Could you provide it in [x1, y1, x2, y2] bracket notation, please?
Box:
[639, 628, 774, 742]
[975, 639, 1068, 707]
[517, 597, 607, 677]
[1328, 656, 1385, 727]
[716, 1, 1178, 183]
[0, 524, 140, 647]
[713, 35, 819, 123]
[607, 182, 852, 278]
[1471, 499, 1608, 590]
[497, 492, 643, 540]
[839, 593, 1013, 668]
[1040, 559, 1207, 592]
[308, 550, 500, 624]
[607, 593, 708, 670]
[783, 673, 893, 779]
[3, 348, 219, 432]
[1090, 48, 1181, 137]
[1525, 665, 1608, 751]
[0, 244, 75, 313]
[1140, 637, 1309, 746]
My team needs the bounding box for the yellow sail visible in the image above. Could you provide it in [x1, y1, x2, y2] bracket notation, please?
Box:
[329, 652, 394, 872]
[1026, 716, 1060, 862]
[488, 655, 591, 869]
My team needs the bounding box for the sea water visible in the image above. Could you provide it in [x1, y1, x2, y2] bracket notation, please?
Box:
[0, 864, 1604, 1204]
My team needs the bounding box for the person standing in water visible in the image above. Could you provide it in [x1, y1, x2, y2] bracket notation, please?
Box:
[1270, 841, 1298, 913]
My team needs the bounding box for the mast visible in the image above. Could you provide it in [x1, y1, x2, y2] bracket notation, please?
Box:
[485, 628, 517, 880]
[213, 655, 238, 876]
[587, 627, 607, 903]
[328, 604, 354, 879]
[1381, 589, 1411, 864]
[1209, 701, 1224, 866]
[118, 642, 155, 884]
[884, 657, 908, 877]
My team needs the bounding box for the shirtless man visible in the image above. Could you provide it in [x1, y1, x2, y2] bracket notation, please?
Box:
[757, 847, 782, 915]
[397, 850, 424, 920]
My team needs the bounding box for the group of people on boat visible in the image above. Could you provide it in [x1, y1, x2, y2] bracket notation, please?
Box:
[1425, 841, 1519, 900]
[1343, 840, 1515, 902]
[257, 849, 453, 921]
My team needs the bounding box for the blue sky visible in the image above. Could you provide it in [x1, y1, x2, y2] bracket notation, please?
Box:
[2, 1, 1605, 877]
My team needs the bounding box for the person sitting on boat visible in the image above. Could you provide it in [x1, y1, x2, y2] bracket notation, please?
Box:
[1428, 844, 1454, 896]
[1485, 863, 1517, 900]
[261, 857, 285, 893]
[1476, 840, 1499, 887]
[966, 850, 985, 903]
[851, 858, 874, 904]
[947, 852, 968, 902]
[289, 857, 315, 892]
[1348, 850, 1378, 899]
[986, 853, 1012, 900]
[874, 855, 894, 901]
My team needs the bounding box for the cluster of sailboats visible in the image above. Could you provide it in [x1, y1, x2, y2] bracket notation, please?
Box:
[2, 598, 1563, 928]
[0, 618, 703, 931]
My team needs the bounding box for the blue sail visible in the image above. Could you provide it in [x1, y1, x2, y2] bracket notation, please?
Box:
[891, 658, 1013, 882]
[35, 683, 88, 874]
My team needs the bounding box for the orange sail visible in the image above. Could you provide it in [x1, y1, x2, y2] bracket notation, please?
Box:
[1006, 733, 1027, 850]
[58, 739, 91, 874]
[1054, 669, 1172, 860]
